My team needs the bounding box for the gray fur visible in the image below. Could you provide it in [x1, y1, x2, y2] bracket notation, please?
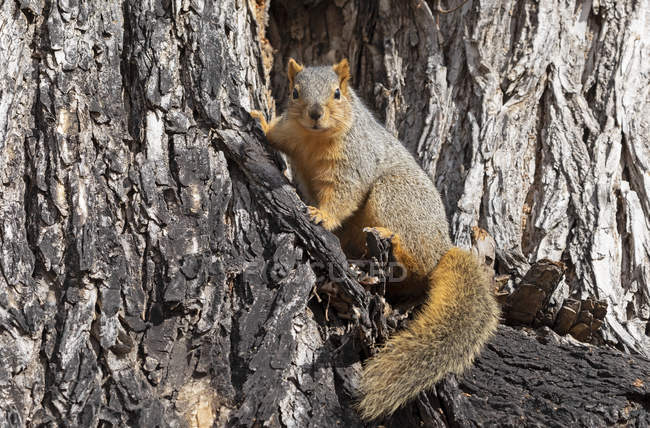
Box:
[256, 63, 499, 421]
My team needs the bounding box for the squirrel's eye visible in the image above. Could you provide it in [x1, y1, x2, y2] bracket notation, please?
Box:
[292, 88, 299, 99]
[334, 88, 341, 99]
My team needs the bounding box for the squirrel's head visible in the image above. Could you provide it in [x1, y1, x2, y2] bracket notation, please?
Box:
[285, 58, 353, 137]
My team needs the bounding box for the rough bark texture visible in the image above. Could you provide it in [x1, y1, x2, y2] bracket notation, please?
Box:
[385, 325, 650, 428]
[0, 0, 648, 427]
[267, 0, 650, 356]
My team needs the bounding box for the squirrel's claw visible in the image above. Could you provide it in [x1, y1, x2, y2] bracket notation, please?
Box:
[250, 110, 269, 135]
[307, 206, 339, 231]
[363, 227, 395, 241]
[307, 206, 325, 225]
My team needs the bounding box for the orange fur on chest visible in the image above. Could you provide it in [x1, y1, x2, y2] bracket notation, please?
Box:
[290, 134, 344, 205]
[267, 114, 348, 206]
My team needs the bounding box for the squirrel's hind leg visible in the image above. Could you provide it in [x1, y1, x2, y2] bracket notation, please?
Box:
[363, 227, 419, 275]
[363, 226, 429, 302]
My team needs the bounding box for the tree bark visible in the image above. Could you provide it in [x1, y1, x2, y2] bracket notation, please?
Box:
[268, 0, 650, 356]
[0, 0, 648, 427]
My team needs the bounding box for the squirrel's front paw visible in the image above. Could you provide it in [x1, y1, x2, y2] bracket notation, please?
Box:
[307, 206, 325, 225]
[307, 206, 337, 230]
[249, 110, 269, 135]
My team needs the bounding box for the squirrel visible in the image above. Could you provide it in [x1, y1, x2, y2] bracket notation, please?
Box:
[250, 58, 500, 421]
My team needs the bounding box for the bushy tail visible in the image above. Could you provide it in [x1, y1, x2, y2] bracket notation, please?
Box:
[357, 248, 500, 420]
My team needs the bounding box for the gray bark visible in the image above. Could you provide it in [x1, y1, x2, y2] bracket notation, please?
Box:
[0, 0, 648, 427]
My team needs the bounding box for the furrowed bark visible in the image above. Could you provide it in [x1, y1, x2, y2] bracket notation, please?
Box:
[268, 0, 650, 356]
[0, 0, 648, 427]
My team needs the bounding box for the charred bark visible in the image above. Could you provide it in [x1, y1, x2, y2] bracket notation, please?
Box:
[0, 0, 648, 427]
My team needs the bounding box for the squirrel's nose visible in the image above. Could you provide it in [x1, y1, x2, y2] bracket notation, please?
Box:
[309, 105, 323, 121]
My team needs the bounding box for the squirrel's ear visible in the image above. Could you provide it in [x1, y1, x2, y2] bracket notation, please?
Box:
[333, 58, 351, 93]
[287, 58, 303, 86]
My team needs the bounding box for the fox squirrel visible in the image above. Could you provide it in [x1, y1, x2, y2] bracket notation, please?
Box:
[251, 58, 500, 420]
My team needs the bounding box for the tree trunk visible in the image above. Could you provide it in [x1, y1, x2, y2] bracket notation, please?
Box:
[267, 0, 650, 355]
[0, 0, 648, 427]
